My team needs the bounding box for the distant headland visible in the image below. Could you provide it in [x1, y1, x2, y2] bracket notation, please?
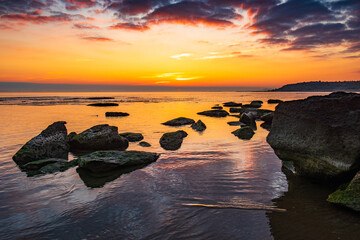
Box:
[271, 81, 360, 92]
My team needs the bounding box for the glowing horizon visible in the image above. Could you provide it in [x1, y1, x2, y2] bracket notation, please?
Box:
[0, 0, 359, 87]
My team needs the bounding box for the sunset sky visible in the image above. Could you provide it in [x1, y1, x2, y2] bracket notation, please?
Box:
[0, 0, 359, 87]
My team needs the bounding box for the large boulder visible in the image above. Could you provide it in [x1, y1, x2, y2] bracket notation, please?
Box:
[13, 121, 69, 166]
[162, 117, 195, 126]
[267, 92, 360, 179]
[78, 150, 160, 173]
[159, 130, 188, 150]
[327, 171, 360, 211]
[197, 110, 229, 117]
[68, 124, 128, 151]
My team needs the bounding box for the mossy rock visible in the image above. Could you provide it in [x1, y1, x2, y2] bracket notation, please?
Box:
[327, 172, 360, 211]
[119, 132, 144, 142]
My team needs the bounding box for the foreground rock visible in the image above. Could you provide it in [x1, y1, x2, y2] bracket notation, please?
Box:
[162, 117, 195, 126]
[197, 110, 229, 117]
[160, 130, 188, 150]
[88, 103, 119, 107]
[78, 150, 160, 173]
[23, 158, 78, 176]
[105, 112, 129, 117]
[223, 102, 242, 107]
[327, 171, 360, 211]
[191, 120, 206, 132]
[232, 127, 255, 140]
[22, 158, 68, 170]
[68, 124, 128, 151]
[267, 92, 360, 179]
[13, 121, 69, 166]
[119, 132, 144, 142]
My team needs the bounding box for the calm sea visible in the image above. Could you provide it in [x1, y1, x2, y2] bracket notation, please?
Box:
[0, 92, 359, 240]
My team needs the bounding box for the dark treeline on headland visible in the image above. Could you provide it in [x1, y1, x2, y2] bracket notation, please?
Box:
[271, 81, 360, 92]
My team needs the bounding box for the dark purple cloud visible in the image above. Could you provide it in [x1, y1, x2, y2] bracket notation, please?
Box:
[0, 0, 359, 54]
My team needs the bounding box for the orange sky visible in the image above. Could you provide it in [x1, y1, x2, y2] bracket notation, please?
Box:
[0, 0, 359, 87]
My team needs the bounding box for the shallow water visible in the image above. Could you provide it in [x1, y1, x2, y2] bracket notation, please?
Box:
[0, 92, 359, 240]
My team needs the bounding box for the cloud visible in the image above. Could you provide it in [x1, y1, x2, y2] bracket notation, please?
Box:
[109, 22, 149, 31]
[1, 13, 74, 24]
[171, 53, 192, 59]
[81, 36, 113, 41]
[199, 51, 253, 60]
[73, 22, 99, 29]
[63, 0, 99, 11]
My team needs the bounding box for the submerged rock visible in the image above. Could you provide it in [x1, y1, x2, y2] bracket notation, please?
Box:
[191, 120, 206, 132]
[139, 141, 151, 147]
[231, 127, 255, 140]
[13, 121, 69, 166]
[267, 92, 360, 179]
[105, 112, 129, 117]
[78, 150, 160, 173]
[160, 130, 188, 150]
[119, 132, 144, 142]
[69, 124, 128, 151]
[197, 110, 229, 117]
[223, 102, 242, 107]
[162, 117, 195, 126]
[268, 99, 283, 104]
[39, 159, 78, 174]
[88, 103, 118, 107]
[22, 158, 68, 170]
[327, 171, 360, 211]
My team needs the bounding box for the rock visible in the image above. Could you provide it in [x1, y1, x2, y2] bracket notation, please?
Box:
[223, 102, 242, 107]
[159, 130, 188, 150]
[69, 124, 128, 151]
[260, 122, 272, 131]
[87, 103, 119, 106]
[13, 121, 69, 166]
[162, 117, 195, 126]
[232, 127, 255, 140]
[22, 158, 68, 170]
[105, 112, 129, 117]
[191, 120, 206, 132]
[235, 108, 273, 119]
[267, 92, 360, 179]
[268, 99, 283, 104]
[39, 159, 78, 174]
[197, 110, 229, 117]
[229, 107, 243, 113]
[227, 121, 246, 126]
[240, 112, 256, 127]
[212, 106, 223, 110]
[261, 112, 274, 123]
[119, 132, 144, 142]
[243, 101, 262, 108]
[139, 141, 151, 147]
[327, 171, 360, 211]
[78, 150, 160, 173]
